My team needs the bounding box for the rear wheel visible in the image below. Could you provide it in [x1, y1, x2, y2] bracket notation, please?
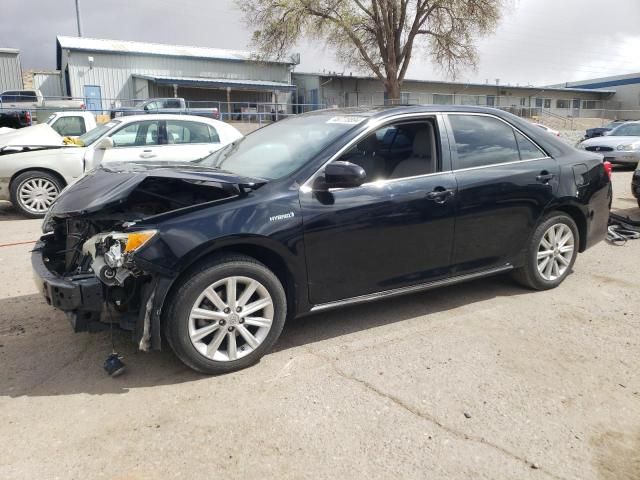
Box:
[164, 254, 287, 374]
[10, 171, 63, 218]
[512, 213, 579, 290]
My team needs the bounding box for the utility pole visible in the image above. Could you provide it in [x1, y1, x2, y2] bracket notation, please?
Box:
[75, 0, 83, 37]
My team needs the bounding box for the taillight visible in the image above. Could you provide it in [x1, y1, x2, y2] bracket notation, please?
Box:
[25, 110, 31, 125]
[603, 160, 612, 179]
[80, 104, 86, 110]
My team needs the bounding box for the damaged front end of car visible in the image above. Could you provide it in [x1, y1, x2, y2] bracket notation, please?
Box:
[32, 163, 265, 351]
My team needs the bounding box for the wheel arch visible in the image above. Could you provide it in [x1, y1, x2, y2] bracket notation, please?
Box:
[158, 236, 304, 323]
[10, 167, 68, 191]
[544, 202, 588, 252]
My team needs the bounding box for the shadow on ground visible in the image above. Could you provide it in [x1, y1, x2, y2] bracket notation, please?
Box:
[0, 274, 530, 397]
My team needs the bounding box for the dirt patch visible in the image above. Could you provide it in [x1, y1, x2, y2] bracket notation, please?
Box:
[592, 430, 640, 480]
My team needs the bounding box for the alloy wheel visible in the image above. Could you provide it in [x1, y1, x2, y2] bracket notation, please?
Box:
[18, 178, 59, 214]
[536, 223, 575, 281]
[188, 276, 274, 361]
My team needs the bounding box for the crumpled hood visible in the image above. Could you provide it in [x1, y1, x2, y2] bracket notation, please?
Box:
[581, 135, 640, 147]
[0, 123, 64, 148]
[48, 161, 266, 217]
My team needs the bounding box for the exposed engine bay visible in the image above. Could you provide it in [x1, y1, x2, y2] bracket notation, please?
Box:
[38, 170, 257, 348]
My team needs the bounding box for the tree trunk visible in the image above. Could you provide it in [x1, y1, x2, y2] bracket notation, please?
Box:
[385, 77, 401, 104]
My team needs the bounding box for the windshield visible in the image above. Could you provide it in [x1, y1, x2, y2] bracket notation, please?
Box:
[196, 113, 367, 180]
[77, 120, 120, 146]
[609, 123, 640, 137]
[605, 121, 623, 129]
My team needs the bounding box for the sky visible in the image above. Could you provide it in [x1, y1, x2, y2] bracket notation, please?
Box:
[1, 0, 640, 86]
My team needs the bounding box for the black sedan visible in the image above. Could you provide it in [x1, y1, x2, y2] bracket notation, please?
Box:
[584, 120, 626, 139]
[32, 106, 612, 374]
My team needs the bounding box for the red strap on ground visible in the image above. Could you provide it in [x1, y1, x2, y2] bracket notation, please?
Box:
[0, 240, 36, 248]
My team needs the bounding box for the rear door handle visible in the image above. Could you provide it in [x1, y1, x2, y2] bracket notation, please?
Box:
[426, 187, 455, 203]
[536, 172, 554, 183]
[140, 150, 157, 159]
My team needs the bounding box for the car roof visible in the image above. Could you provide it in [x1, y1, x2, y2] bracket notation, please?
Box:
[304, 104, 526, 119]
[300, 104, 574, 159]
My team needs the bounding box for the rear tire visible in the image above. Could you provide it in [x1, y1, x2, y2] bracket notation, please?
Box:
[10, 170, 63, 218]
[164, 254, 287, 374]
[512, 213, 579, 290]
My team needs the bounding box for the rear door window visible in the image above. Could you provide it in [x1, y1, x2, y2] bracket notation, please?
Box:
[448, 114, 545, 169]
[166, 120, 218, 144]
[110, 120, 160, 147]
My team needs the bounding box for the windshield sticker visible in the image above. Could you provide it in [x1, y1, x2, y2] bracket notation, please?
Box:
[326, 116, 365, 125]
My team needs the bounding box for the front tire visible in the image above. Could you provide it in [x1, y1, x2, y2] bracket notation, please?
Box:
[164, 254, 287, 374]
[512, 213, 579, 290]
[10, 171, 63, 218]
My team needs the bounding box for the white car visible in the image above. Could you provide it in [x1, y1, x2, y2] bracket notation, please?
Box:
[0, 114, 242, 217]
[577, 121, 640, 166]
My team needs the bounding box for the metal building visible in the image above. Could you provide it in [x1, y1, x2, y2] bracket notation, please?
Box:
[56, 36, 296, 116]
[293, 72, 617, 118]
[0, 48, 23, 92]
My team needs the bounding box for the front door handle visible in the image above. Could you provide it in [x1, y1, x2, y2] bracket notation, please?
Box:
[536, 172, 554, 183]
[426, 187, 454, 203]
[140, 150, 157, 159]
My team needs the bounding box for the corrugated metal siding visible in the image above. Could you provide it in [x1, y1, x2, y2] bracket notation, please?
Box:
[32, 72, 64, 97]
[0, 52, 23, 91]
[65, 49, 292, 104]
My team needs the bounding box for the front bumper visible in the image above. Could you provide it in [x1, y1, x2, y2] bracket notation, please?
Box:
[598, 150, 640, 165]
[31, 241, 104, 331]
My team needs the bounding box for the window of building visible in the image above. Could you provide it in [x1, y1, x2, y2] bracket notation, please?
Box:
[556, 99, 570, 109]
[582, 100, 598, 110]
[433, 94, 454, 105]
[448, 114, 538, 169]
[383, 91, 411, 105]
[520, 98, 527, 106]
[460, 95, 481, 106]
[544, 99, 552, 109]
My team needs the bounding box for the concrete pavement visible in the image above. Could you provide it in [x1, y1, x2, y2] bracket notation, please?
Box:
[0, 170, 638, 479]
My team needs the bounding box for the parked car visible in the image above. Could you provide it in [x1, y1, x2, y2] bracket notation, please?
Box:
[584, 120, 627, 139]
[0, 89, 85, 129]
[45, 111, 97, 137]
[0, 112, 97, 151]
[0, 114, 242, 217]
[577, 121, 640, 166]
[111, 97, 220, 120]
[31, 106, 612, 374]
[533, 123, 560, 137]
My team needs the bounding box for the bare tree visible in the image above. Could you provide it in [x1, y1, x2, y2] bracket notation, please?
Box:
[238, 0, 504, 102]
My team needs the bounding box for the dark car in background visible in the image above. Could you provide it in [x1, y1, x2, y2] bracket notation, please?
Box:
[584, 120, 627, 139]
[32, 106, 612, 374]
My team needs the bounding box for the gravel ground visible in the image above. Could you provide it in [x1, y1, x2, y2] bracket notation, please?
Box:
[0, 170, 638, 480]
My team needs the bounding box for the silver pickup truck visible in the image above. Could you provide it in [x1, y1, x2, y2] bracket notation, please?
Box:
[111, 97, 220, 120]
[0, 89, 86, 129]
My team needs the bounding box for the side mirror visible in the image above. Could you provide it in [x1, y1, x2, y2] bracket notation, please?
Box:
[323, 161, 367, 189]
[96, 137, 114, 150]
